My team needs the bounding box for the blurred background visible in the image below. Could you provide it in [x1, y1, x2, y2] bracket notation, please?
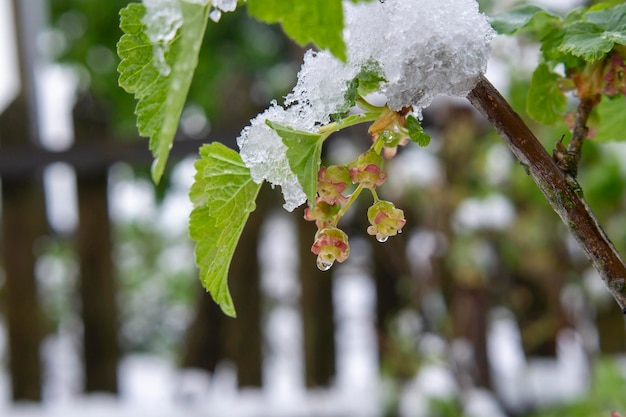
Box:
[1, 0, 625, 416]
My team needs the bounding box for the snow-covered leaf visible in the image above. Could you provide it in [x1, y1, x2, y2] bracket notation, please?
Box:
[117, 1, 210, 183]
[338, 61, 386, 116]
[189, 143, 262, 317]
[265, 120, 323, 204]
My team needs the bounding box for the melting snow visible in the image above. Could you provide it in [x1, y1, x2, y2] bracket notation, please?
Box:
[141, 0, 183, 76]
[238, 0, 494, 211]
[142, 0, 237, 73]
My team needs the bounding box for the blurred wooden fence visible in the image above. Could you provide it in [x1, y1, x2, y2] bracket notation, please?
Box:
[4, 85, 626, 407]
[2, 0, 626, 407]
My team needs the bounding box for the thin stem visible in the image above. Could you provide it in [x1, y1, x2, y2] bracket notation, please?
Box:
[372, 134, 385, 154]
[467, 74, 626, 314]
[370, 188, 380, 202]
[318, 111, 382, 137]
[356, 97, 385, 113]
[333, 184, 364, 225]
[559, 97, 594, 177]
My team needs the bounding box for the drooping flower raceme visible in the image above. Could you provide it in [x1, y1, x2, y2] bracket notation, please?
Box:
[237, 0, 493, 211]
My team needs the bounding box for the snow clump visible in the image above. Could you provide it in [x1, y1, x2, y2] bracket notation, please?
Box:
[238, 0, 494, 211]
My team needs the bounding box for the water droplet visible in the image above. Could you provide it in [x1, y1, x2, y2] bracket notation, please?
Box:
[317, 258, 333, 271]
[377, 236, 389, 243]
[398, 229, 402, 234]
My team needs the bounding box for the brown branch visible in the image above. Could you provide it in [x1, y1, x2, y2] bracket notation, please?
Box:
[467, 75, 626, 315]
[555, 97, 594, 177]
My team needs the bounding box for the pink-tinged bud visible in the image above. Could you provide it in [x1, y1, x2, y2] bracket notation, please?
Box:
[304, 198, 340, 229]
[611, 412, 624, 417]
[366, 201, 406, 242]
[383, 136, 410, 159]
[604, 54, 626, 96]
[375, 129, 410, 159]
[311, 227, 350, 270]
[348, 150, 387, 189]
[318, 165, 350, 205]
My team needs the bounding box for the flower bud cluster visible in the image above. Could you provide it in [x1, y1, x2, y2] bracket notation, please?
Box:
[305, 134, 407, 270]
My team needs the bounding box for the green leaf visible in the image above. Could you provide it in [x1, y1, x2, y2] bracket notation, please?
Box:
[189, 143, 262, 317]
[594, 95, 626, 142]
[117, 1, 210, 184]
[356, 61, 386, 97]
[406, 115, 431, 147]
[336, 61, 386, 116]
[539, 24, 585, 68]
[559, 4, 626, 62]
[265, 120, 323, 203]
[490, 5, 560, 36]
[585, 3, 626, 31]
[526, 64, 567, 124]
[559, 22, 621, 62]
[247, 0, 347, 61]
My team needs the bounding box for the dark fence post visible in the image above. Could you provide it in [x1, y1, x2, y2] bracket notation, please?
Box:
[0, 97, 46, 401]
[73, 94, 119, 393]
[298, 216, 336, 387]
[0, 0, 46, 400]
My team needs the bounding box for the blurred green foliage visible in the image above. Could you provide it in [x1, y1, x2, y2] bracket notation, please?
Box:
[49, 0, 297, 136]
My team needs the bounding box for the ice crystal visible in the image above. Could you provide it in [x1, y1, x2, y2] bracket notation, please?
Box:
[209, 9, 222, 22]
[212, 0, 237, 12]
[238, 0, 494, 210]
[209, 0, 237, 22]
